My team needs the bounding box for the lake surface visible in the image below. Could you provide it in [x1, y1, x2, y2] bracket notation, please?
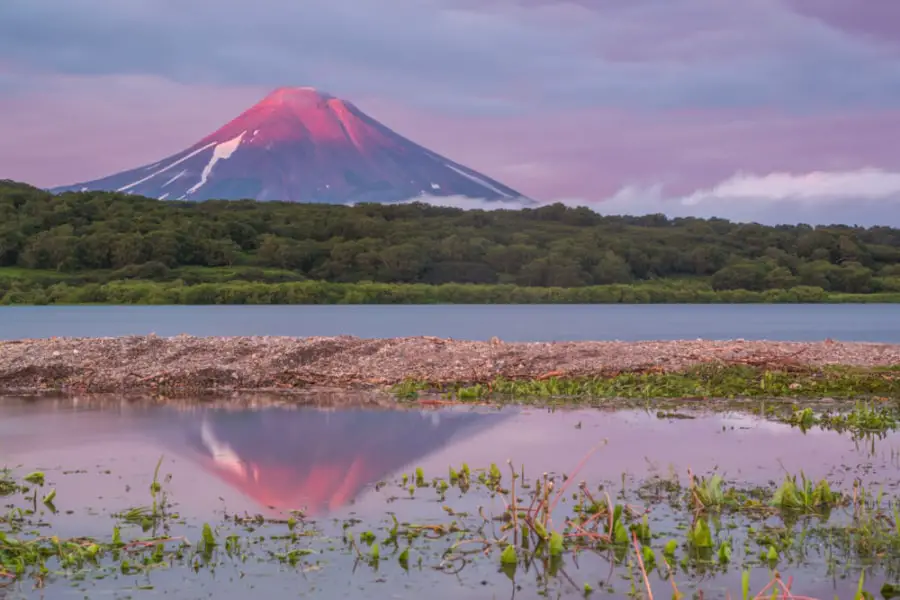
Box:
[1, 303, 899, 341]
[2, 396, 900, 598]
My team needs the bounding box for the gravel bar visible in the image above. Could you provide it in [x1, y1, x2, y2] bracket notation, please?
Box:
[0, 335, 899, 394]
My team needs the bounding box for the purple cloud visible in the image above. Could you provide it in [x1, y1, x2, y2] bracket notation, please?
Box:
[786, 0, 900, 47]
[1, 0, 899, 112]
[0, 0, 898, 223]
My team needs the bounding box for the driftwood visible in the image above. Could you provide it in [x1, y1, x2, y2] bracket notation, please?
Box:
[0, 335, 898, 395]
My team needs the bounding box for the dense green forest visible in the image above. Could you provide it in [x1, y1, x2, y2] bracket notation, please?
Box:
[1, 179, 900, 304]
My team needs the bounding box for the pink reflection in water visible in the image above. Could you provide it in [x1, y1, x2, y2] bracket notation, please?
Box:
[351, 408, 900, 515]
[2, 399, 898, 521]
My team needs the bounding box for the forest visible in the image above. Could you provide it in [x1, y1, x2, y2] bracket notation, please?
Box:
[1, 179, 900, 304]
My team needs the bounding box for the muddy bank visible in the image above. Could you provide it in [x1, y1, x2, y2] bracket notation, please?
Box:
[0, 335, 899, 394]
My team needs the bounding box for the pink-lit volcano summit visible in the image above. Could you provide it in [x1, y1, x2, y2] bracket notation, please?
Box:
[52, 87, 527, 204]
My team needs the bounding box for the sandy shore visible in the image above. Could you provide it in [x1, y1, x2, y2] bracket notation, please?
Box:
[0, 335, 899, 395]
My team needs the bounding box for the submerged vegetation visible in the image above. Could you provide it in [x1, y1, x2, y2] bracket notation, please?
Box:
[782, 403, 900, 438]
[392, 364, 900, 403]
[4, 447, 900, 599]
[3, 179, 900, 303]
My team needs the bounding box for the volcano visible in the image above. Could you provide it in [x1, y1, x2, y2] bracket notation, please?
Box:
[51, 87, 527, 204]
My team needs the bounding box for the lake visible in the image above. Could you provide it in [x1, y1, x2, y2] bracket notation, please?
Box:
[2, 395, 899, 599]
[1, 303, 899, 341]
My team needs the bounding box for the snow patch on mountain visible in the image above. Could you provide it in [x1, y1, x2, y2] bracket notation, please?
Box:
[162, 170, 187, 188]
[117, 142, 217, 193]
[444, 163, 514, 198]
[186, 131, 246, 195]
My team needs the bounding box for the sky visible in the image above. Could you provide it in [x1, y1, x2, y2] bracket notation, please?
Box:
[1, 0, 899, 225]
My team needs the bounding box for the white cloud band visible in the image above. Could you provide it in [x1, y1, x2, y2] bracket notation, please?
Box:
[400, 168, 900, 227]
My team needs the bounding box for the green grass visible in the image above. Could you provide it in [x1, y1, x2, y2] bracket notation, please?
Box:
[172, 265, 302, 280]
[0, 266, 73, 280]
[3, 274, 900, 305]
[827, 292, 900, 303]
[392, 364, 900, 402]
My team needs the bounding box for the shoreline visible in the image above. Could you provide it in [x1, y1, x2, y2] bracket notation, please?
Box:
[0, 335, 899, 396]
[2, 282, 900, 306]
[3, 271, 900, 306]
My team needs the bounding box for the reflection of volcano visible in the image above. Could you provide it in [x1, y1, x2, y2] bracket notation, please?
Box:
[167, 408, 506, 515]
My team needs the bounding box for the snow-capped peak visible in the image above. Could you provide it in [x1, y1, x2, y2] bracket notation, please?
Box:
[52, 87, 529, 204]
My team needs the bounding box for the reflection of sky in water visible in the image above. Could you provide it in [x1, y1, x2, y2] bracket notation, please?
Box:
[2, 398, 900, 599]
[0, 401, 510, 521]
[2, 400, 898, 521]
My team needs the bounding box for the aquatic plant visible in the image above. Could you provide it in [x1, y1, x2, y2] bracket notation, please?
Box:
[0, 468, 19, 496]
[113, 456, 175, 535]
[783, 402, 900, 440]
[0, 463, 191, 588]
[770, 472, 843, 513]
[393, 364, 900, 404]
[3, 448, 900, 598]
[689, 472, 726, 510]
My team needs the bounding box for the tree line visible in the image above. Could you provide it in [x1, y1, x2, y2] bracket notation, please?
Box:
[2, 180, 900, 295]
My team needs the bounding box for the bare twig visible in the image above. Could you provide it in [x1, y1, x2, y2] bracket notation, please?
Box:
[509, 460, 519, 546]
[631, 531, 654, 600]
[660, 554, 682, 600]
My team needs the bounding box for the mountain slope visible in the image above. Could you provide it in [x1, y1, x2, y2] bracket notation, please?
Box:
[52, 87, 528, 204]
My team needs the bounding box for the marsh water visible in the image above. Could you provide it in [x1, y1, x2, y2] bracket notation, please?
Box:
[3, 396, 900, 598]
[2, 304, 900, 341]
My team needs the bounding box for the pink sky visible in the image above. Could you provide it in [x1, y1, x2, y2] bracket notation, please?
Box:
[1, 0, 899, 222]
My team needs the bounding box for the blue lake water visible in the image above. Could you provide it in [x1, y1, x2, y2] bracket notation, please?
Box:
[0, 303, 898, 341]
